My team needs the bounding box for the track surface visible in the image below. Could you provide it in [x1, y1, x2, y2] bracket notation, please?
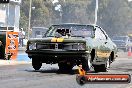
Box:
[0, 57, 132, 88]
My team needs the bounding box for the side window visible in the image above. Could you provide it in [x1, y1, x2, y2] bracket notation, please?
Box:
[95, 27, 106, 39]
[35, 31, 40, 37]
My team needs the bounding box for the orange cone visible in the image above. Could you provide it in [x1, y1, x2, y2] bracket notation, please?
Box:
[128, 47, 131, 56]
[78, 65, 86, 75]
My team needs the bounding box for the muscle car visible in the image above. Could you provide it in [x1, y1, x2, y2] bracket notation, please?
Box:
[26, 23, 117, 72]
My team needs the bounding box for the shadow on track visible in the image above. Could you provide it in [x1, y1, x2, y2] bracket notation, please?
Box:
[110, 63, 132, 72]
[25, 68, 95, 75]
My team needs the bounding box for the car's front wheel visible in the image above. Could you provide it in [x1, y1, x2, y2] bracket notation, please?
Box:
[32, 58, 42, 70]
[82, 56, 91, 72]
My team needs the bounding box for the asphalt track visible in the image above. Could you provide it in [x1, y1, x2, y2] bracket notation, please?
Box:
[0, 55, 132, 88]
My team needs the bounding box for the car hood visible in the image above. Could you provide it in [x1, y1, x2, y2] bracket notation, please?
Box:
[28, 37, 86, 43]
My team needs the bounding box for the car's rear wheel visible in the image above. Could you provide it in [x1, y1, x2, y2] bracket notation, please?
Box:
[58, 62, 73, 71]
[93, 64, 106, 72]
[32, 58, 42, 70]
[93, 58, 110, 72]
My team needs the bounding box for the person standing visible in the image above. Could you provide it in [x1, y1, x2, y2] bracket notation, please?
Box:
[19, 28, 25, 47]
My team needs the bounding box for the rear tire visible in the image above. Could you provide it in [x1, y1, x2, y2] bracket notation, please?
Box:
[93, 65, 106, 72]
[58, 62, 73, 71]
[93, 58, 110, 72]
[32, 58, 42, 70]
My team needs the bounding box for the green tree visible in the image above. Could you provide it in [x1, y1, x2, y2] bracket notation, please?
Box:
[20, 0, 132, 37]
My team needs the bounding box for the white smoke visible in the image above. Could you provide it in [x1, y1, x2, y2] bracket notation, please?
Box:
[55, 4, 62, 11]
[51, 0, 62, 12]
[52, 0, 59, 4]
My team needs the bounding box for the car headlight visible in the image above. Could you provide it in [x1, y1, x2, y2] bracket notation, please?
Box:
[29, 43, 37, 50]
[64, 43, 86, 50]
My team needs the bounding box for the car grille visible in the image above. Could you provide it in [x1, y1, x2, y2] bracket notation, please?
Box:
[37, 43, 55, 49]
[36, 43, 85, 50]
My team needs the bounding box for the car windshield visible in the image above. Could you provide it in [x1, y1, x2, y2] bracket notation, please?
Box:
[46, 25, 94, 37]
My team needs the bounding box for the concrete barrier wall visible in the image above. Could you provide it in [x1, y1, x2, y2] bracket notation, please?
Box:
[117, 52, 132, 58]
[18, 47, 26, 54]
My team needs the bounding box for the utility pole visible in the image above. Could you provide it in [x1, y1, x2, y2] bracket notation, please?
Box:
[60, 10, 62, 23]
[94, 0, 98, 25]
[28, 0, 32, 40]
[6, 3, 9, 31]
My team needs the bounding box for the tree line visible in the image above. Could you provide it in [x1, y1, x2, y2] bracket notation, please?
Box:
[20, 0, 132, 37]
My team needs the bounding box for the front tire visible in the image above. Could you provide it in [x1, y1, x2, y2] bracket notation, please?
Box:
[32, 58, 42, 70]
[82, 56, 90, 72]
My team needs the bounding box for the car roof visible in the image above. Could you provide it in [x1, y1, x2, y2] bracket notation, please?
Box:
[32, 27, 48, 29]
[51, 23, 96, 27]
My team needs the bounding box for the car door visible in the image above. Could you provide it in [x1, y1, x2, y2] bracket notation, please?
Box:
[94, 26, 111, 58]
[100, 27, 117, 52]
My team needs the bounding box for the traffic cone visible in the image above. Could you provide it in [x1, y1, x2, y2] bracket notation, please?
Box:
[128, 47, 132, 56]
[78, 65, 86, 76]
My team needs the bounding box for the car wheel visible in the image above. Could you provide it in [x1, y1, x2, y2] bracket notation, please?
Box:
[58, 62, 73, 71]
[93, 65, 105, 72]
[93, 58, 110, 72]
[106, 58, 111, 69]
[32, 58, 42, 70]
[82, 56, 91, 72]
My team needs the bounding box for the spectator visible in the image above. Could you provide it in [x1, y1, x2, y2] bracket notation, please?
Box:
[19, 28, 25, 47]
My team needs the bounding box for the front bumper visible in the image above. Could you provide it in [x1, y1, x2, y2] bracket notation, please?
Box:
[26, 50, 88, 58]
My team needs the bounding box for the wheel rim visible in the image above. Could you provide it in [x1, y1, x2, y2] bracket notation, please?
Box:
[88, 59, 92, 68]
[88, 55, 92, 69]
[106, 58, 110, 68]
